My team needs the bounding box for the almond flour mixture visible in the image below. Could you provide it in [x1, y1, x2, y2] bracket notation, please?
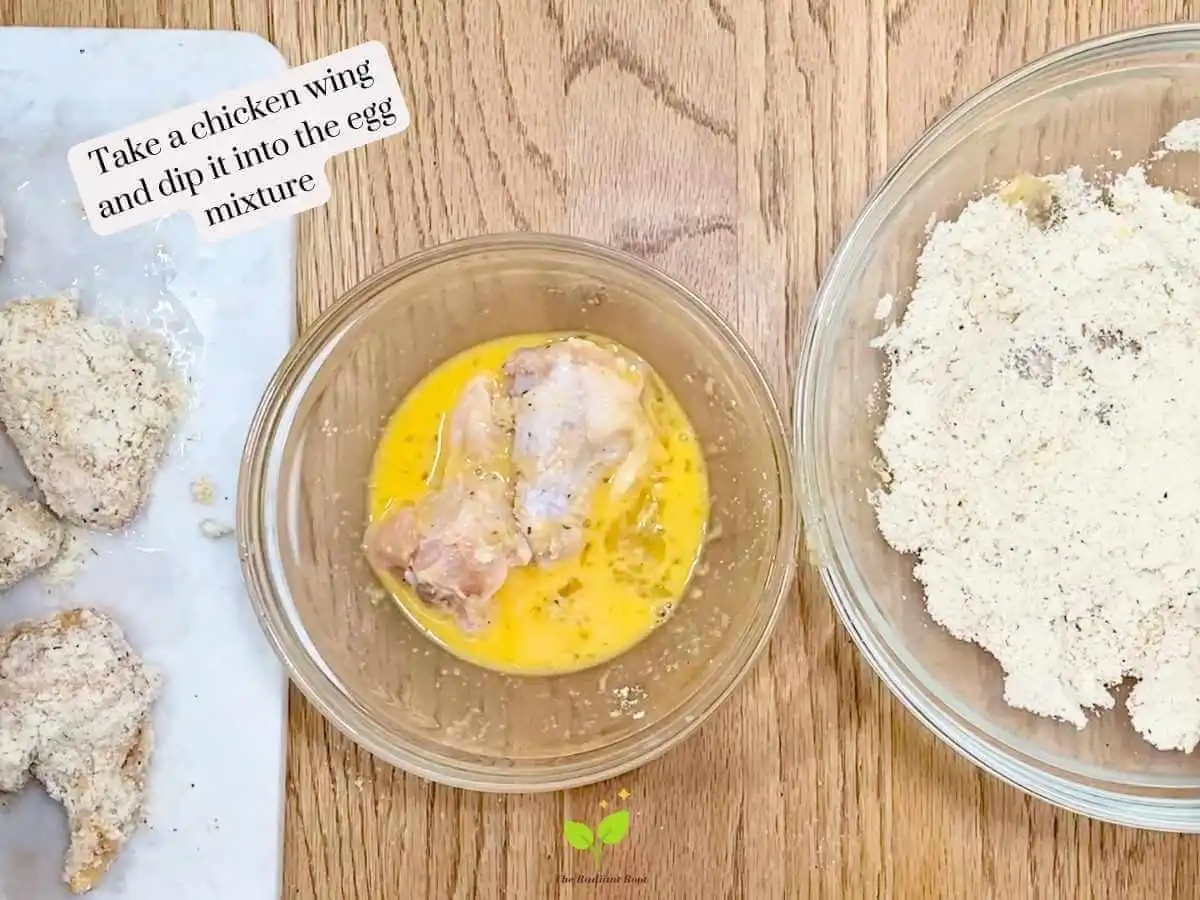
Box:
[873, 142, 1200, 752]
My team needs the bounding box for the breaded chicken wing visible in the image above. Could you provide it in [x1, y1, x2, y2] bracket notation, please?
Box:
[0, 484, 64, 590]
[0, 294, 183, 531]
[0, 609, 161, 894]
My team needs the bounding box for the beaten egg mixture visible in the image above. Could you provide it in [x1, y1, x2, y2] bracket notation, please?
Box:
[368, 332, 709, 674]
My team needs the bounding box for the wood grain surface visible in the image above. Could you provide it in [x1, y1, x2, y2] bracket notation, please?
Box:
[5, 0, 1200, 897]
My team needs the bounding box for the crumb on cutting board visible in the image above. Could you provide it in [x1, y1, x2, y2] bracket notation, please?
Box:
[0, 294, 185, 531]
[199, 518, 233, 539]
[43, 530, 89, 586]
[189, 477, 215, 505]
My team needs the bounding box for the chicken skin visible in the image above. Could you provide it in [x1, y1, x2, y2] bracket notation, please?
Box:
[504, 337, 653, 564]
[365, 376, 531, 629]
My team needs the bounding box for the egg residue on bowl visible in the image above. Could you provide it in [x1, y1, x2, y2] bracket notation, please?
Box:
[366, 332, 710, 675]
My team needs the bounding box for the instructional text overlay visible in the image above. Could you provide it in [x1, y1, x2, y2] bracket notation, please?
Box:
[69, 41, 410, 240]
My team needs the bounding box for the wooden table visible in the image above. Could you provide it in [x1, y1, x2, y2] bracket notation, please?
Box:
[6, 0, 1200, 897]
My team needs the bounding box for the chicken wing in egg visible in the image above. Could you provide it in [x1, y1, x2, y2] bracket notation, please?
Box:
[364, 375, 531, 629]
[504, 337, 653, 564]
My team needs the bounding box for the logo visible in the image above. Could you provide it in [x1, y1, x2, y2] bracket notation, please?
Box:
[563, 789, 632, 864]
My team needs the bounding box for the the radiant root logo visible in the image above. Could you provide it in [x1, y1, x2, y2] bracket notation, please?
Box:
[563, 808, 630, 864]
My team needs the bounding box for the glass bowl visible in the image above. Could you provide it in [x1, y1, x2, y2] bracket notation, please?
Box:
[238, 233, 797, 791]
[798, 23, 1200, 830]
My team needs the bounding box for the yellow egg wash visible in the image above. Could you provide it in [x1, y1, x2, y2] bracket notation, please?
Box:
[368, 332, 710, 675]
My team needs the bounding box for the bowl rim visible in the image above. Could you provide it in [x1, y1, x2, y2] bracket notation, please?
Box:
[239, 231, 800, 792]
[796, 21, 1200, 830]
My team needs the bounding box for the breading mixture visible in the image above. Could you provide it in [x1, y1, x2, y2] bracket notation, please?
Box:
[0, 294, 184, 530]
[873, 153, 1200, 752]
[1162, 119, 1200, 153]
[0, 484, 64, 589]
[0, 609, 160, 893]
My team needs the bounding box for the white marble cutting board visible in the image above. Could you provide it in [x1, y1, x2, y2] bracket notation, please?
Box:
[0, 28, 292, 900]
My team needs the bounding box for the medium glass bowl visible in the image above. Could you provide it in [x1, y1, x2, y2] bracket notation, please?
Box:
[798, 23, 1200, 830]
[239, 234, 797, 791]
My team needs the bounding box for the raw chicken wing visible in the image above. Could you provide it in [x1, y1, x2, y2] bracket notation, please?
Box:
[504, 337, 653, 563]
[365, 376, 531, 629]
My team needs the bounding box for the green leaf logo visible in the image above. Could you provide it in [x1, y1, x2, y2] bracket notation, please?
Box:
[563, 820, 594, 853]
[596, 809, 630, 846]
[564, 807, 632, 865]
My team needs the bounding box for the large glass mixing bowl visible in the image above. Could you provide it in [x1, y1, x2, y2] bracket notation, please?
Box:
[797, 24, 1200, 829]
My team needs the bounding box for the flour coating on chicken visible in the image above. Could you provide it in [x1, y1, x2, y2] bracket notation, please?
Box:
[0, 484, 64, 589]
[504, 337, 653, 563]
[0, 294, 184, 531]
[0, 609, 161, 894]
